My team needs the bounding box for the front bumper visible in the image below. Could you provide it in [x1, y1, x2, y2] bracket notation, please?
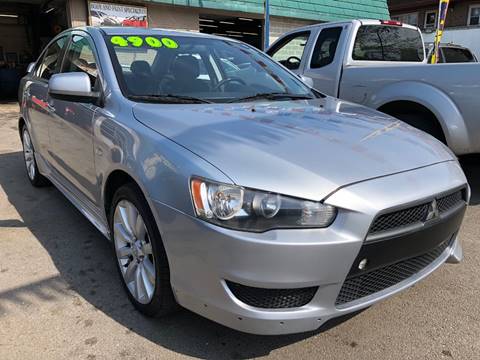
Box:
[151, 161, 468, 335]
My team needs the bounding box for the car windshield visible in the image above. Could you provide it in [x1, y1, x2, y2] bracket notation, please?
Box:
[104, 34, 316, 103]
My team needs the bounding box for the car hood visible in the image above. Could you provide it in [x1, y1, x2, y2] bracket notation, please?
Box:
[133, 97, 454, 201]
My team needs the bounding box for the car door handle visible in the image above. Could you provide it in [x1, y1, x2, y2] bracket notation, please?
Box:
[47, 103, 56, 112]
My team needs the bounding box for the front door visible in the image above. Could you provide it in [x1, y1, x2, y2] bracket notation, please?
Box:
[48, 32, 100, 205]
[26, 36, 67, 162]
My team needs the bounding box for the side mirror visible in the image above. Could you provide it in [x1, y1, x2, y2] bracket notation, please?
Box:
[27, 62, 35, 73]
[49, 72, 100, 103]
[298, 74, 314, 88]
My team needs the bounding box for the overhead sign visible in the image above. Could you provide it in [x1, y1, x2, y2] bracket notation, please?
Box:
[89, 1, 148, 28]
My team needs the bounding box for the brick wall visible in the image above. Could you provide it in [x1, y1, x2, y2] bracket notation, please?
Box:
[390, 0, 480, 29]
[269, 16, 317, 45]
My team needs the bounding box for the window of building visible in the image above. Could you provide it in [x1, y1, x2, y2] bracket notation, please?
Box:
[468, 5, 480, 26]
[424, 10, 438, 29]
[391, 13, 419, 26]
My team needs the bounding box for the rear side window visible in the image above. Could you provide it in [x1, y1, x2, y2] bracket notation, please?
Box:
[35, 37, 67, 80]
[353, 25, 424, 62]
[310, 27, 342, 68]
[442, 47, 475, 63]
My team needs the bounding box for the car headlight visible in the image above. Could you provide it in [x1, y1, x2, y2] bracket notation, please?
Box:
[190, 177, 337, 232]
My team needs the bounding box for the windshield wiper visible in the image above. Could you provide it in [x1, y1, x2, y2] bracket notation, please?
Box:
[228, 92, 315, 103]
[128, 94, 213, 104]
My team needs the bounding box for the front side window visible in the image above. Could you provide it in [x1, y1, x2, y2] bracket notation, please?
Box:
[105, 34, 315, 103]
[35, 37, 67, 80]
[469, 6, 480, 26]
[62, 35, 98, 89]
[267, 32, 310, 70]
[353, 25, 424, 62]
[310, 27, 342, 68]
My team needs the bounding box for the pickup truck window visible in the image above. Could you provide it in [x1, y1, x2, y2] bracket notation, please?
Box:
[353, 25, 423, 62]
[310, 27, 342, 68]
[268, 31, 310, 70]
[442, 47, 476, 63]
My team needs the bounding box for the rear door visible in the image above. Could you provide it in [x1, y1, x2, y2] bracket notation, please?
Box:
[301, 25, 347, 97]
[48, 32, 101, 205]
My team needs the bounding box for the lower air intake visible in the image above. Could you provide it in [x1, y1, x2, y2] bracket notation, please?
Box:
[226, 281, 318, 309]
[335, 238, 451, 306]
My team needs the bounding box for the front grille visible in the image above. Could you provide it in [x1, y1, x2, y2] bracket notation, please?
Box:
[369, 203, 429, 234]
[335, 238, 451, 306]
[437, 191, 463, 213]
[226, 281, 318, 309]
[369, 189, 465, 235]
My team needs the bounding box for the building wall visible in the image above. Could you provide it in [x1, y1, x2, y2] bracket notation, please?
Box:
[67, 0, 88, 27]
[269, 16, 316, 44]
[147, 4, 199, 31]
[390, 0, 480, 30]
[140, 0, 390, 22]
[67, 0, 200, 30]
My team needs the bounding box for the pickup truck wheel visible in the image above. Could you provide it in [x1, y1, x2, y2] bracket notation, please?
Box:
[110, 183, 178, 317]
[21, 126, 50, 187]
[391, 112, 446, 144]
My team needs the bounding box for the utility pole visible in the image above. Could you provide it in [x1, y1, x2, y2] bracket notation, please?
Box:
[264, 0, 270, 50]
[431, 0, 450, 64]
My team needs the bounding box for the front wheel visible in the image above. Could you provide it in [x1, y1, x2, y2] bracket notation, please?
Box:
[110, 183, 177, 317]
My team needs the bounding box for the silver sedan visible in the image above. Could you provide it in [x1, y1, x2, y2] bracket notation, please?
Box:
[18, 27, 469, 335]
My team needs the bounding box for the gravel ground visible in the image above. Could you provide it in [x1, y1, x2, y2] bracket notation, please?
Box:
[0, 102, 479, 360]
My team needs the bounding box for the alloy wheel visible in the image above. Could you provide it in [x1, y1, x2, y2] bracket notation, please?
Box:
[113, 200, 156, 304]
[22, 129, 36, 181]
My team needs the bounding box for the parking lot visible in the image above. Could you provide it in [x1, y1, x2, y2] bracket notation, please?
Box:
[0, 101, 479, 359]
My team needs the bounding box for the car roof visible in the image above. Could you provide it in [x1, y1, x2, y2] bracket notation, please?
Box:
[424, 42, 469, 49]
[280, 19, 418, 35]
[79, 26, 242, 43]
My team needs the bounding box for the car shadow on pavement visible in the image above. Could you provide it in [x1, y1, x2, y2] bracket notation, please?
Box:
[0, 150, 366, 359]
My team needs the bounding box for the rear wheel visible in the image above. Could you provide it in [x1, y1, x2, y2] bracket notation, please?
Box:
[388, 112, 446, 144]
[21, 126, 50, 187]
[110, 183, 177, 316]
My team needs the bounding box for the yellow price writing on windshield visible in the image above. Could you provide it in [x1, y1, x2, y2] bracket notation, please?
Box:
[110, 36, 179, 49]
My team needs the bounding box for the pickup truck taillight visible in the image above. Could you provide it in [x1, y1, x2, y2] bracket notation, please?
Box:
[380, 20, 403, 26]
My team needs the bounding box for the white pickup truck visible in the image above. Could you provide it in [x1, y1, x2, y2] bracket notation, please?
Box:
[267, 20, 479, 155]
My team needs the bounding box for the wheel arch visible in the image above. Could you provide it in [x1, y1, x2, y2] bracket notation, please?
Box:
[370, 81, 471, 154]
[102, 169, 151, 228]
[18, 117, 26, 139]
[377, 100, 446, 143]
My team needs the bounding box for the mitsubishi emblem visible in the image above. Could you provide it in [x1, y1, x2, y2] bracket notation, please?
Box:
[426, 199, 440, 221]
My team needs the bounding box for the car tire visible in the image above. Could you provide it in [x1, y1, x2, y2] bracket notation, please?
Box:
[21, 125, 50, 187]
[110, 183, 178, 317]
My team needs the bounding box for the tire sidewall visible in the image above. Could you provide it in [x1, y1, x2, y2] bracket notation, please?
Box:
[21, 126, 42, 186]
[109, 184, 175, 316]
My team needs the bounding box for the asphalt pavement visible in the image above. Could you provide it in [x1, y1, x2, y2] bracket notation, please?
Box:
[0, 102, 479, 359]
